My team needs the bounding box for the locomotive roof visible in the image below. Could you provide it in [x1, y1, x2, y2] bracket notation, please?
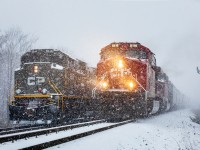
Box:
[100, 42, 153, 55]
[22, 49, 62, 56]
[21, 49, 89, 68]
[26, 49, 64, 55]
[22, 49, 77, 61]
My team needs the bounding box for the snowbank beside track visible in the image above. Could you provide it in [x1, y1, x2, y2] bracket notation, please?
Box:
[49, 109, 200, 150]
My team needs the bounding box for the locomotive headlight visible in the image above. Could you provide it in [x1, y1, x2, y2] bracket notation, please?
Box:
[33, 65, 38, 73]
[118, 59, 123, 68]
[101, 81, 108, 89]
[102, 82, 108, 88]
[16, 89, 21, 94]
[129, 82, 134, 88]
[128, 81, 135, 90]
[42, 88, 48, 94]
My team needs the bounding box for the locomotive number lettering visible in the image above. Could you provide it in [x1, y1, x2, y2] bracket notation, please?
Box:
[27, 77, 45, 85]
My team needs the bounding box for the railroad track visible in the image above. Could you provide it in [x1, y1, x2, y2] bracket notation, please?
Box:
[20, 119, 134, 150]
[0, 119, 105, 143]
[0, 118, 101, 136]
[0, 123, 47, 134]
[0, 125, 46, 136]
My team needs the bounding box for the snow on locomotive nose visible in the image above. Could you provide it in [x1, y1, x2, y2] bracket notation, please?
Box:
[98, 58, 139, 92]
[96, 42, 152, 93]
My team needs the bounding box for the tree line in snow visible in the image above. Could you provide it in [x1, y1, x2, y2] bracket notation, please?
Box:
[0, 28, 37, 126]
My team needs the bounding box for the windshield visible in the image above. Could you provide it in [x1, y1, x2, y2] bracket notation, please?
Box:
[101, 50, 122, 60]
[125, 50, 147, 59]
[101, 49, 147, 60]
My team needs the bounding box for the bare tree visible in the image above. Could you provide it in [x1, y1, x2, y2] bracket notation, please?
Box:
[197, 67, 200, 74]
[0, 28, 37, 126]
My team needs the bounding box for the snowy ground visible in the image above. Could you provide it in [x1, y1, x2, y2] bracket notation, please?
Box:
[47, 109, 200, 150]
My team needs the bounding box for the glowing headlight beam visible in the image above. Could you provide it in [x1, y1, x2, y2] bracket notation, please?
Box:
[102, 82, 108, 88]
[118, 60, 123, 68]
[129, 82, 134, 88]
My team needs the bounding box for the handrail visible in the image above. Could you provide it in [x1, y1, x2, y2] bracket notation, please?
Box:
[92, 72, 107, 98]
[47, 78, 63, 109]
[48, 78, 62, 95]
[131, 73, 148, 101]
[131, 73, 147, 92]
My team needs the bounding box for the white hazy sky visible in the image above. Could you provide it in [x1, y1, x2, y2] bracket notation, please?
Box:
[0, 0, 200, 102]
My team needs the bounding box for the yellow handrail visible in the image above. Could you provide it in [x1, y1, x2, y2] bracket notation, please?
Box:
[47, 78, 62, 95]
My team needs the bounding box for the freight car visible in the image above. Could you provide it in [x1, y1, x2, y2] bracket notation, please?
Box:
[9, 49, 97, 122]
[93, 42, 185, 120]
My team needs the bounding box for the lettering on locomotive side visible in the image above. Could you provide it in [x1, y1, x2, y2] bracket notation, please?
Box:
[27, 77, 45, 85]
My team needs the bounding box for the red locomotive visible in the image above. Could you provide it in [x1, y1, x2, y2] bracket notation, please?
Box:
[94, 42, 184, 120]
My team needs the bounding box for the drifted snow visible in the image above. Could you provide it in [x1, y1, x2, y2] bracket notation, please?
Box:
[51, 63, 64, 70]
[48, 109, 200, 150]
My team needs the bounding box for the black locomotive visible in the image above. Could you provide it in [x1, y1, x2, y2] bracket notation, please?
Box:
[9, 49, 97, 122]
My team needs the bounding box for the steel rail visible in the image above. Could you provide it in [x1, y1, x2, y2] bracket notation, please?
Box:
[0, 125, 48, 136]
[20, 119, 134, 150]
[0, 124, 46, 135]
[0, 119, 105, 143]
